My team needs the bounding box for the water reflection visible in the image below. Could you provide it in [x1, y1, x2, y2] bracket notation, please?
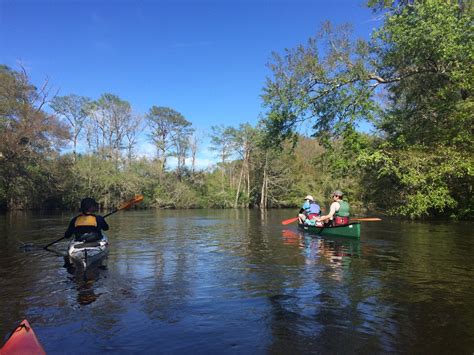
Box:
[1, 211, 474, 353]
[75, 279, 100, 305]
[275, 228, 390, 353]
[65, 258, 107, 305]
[281, 228, 360, 276]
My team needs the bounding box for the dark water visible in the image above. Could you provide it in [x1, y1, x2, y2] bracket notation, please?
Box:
[1, 210, 473, 354]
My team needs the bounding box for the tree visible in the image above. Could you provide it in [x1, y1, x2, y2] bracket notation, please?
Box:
[372, 1, 473, 149]
[262, 21, 380, 145]
[209, 125, 236, 192]
[231, 123, 257, 207]
[124, 113, 143, 163]
[189, 133, 200, 174]
[254, 142, 294, 210]
[261, 1, 473, 218]
[363, 1, 474, 218]
[146, 106, 192, 172]
[0, 65, 69, 209]
[86, 93, 135, 162]
[50, 94, 91, 162]
[172, 133, 193, 179]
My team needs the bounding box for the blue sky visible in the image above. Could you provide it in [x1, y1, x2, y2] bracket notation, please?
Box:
[1, 0, 380, 168]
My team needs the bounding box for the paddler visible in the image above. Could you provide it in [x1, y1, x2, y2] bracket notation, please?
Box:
[316, 190, 350, 226]
[64, 197, 109, 243]
[298, 195, 321, 225]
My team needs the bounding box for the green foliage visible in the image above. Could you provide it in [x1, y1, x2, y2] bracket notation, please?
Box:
[374, 0, 474, 149]
[358, 145, 473, 218]
[0, 65, 70, 210]
[146, 106, 193, 172]
[262, 21, 382, 146]
[63, 154, 144, 210]
[261, 0, 473, 219]
[153, 181, 200, 209]
[196, 167, 232, 208]
[367, 0, 473, 15]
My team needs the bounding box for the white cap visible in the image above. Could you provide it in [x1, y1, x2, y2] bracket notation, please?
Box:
[305, 195, 314, 201]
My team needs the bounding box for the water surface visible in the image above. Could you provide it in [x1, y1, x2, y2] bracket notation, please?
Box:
[1, 210, 473, 353]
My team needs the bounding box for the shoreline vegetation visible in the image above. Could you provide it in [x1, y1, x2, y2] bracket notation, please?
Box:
[1, 1, 472, 220]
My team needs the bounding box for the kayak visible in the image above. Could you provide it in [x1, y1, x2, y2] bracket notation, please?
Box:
[298, 222, 361, 239]
[0, 319, 46, 355]
[68, 234, 109, 269]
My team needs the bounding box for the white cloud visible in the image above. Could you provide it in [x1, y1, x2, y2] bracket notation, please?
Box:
[135, 140, 217, 170]
[166, 156, 215, 171]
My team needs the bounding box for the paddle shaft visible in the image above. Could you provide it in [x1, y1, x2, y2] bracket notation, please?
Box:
[103, 209, 119, 218]
[43, 235, 70, 250]
[350, 218, 382, 222]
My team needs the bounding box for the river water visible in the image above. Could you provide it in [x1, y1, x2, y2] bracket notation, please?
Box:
[0, 209, 473, 354]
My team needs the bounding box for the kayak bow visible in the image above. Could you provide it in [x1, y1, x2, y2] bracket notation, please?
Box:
[0, 319, 46, 355]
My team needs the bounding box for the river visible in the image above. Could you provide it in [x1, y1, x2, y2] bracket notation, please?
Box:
[1, 209, 473, 354]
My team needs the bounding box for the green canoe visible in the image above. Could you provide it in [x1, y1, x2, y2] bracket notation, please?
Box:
[298, 222, 361, 239]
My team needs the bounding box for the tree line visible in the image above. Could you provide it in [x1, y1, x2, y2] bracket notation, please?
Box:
[0, 65, 299, 212]
[0, 0, 472, 219]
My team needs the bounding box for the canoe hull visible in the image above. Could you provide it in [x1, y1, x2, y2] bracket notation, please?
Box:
[0, 319, 46, 355]
[68, 235, 109, 269]
[298, 222, 361, 239]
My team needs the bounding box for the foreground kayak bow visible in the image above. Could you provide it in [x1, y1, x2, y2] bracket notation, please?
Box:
[0, 319, 46, 355]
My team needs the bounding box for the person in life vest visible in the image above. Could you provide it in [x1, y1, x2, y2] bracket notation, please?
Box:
[317, 190, 350, 226]
[64, 197, 109, 242]
[298, 195, 321, 225]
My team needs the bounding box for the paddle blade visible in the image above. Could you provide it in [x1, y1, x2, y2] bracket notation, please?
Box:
[351, 217, 382, 222]
[281, 217, 299, 225]
[118, 195, 144, 210]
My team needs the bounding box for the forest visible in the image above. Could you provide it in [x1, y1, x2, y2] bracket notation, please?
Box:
[0, 1, 472, 219]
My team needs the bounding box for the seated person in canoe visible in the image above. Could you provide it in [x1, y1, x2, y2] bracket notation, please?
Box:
[64, 197, 109, 242]
[317, 190, 350, 226]
[298, 195, 321, 225]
